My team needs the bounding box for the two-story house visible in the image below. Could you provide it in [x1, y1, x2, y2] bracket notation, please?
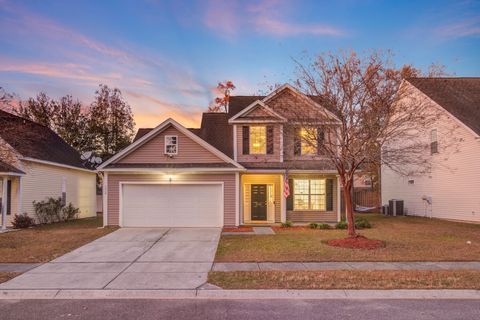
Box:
[382, 78, 480, 223]
[98, 84, 342, 227]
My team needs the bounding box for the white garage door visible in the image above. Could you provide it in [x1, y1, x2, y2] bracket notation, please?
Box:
[122, 183, 223, 227]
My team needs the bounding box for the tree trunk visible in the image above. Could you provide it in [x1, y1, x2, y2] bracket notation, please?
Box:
[343, 182, 356, 237]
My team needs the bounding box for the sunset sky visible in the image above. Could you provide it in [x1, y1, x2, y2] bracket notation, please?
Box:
[1, 0, 479, 129]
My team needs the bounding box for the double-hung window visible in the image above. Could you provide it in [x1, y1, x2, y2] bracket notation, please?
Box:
[300, 127, 317, 155]
[165, 135, 178, 155]
[249, 126, 266, 154]
[293, 179, 326, 211]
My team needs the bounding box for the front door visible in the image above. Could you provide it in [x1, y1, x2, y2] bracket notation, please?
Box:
[251, 184, 267, 221]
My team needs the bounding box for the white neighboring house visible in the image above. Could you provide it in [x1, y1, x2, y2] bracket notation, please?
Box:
[0, 110, 97, 228]
[382, 77, 480, 223]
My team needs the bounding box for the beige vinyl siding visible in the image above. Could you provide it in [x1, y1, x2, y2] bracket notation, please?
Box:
[287, 174, 338, 223]
[241, 174, 282, 222]
[381, 93, 480, 223]
[106, 173, 236, 227]
[118, 125, 225, 164]
[18, 161, 96, 221]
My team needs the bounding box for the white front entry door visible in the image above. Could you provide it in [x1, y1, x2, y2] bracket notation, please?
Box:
[121, 183, 223, 227]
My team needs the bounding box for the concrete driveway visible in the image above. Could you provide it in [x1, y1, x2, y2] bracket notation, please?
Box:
[0, 228, 221, 290]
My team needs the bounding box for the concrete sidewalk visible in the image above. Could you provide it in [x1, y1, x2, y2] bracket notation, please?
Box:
[0, 289, 479, 300]
[212, 261, 480, 271]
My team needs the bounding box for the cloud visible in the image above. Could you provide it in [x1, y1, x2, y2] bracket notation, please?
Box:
[0, 0, 213, 128]
[435, 18, 480, 39]
[125, 90, 202, 128]
[202, 0, 344, 37]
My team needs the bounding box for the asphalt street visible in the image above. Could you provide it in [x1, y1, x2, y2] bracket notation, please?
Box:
[0, 299, 478, 320]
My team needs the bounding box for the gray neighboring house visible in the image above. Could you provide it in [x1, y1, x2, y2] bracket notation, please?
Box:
[0, 110, 96, 227]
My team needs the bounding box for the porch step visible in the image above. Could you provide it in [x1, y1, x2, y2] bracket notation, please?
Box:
[252, 227, 275, 235]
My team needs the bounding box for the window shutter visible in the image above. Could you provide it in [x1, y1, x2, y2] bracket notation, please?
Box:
[326, 178, 334, 211]
[317, 128, 324, 155]
[242, 126, 250, 155]
[6, 180, 11, 215]
[294, 127, 301, 156]
[266, 126, 274, 154]
[286, 179, 294, 211]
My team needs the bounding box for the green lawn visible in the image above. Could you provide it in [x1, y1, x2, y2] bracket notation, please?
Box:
[209, 270, 480, 289]
[215, 214, 480, 262]
[0, 217, 117, 263]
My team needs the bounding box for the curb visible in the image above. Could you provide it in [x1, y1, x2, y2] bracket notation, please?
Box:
[1, 289, 479, 300]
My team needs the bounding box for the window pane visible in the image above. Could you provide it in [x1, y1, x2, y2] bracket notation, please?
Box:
[311, 195, 326, 211]
[310, 179, 325, 195]
[294, 180, 309, 195]
[249, 126, 266, 154]
[301, 127, 317, 155]
[294, 195, 309, 210]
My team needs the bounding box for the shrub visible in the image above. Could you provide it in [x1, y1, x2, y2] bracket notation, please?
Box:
[33, 197, 80, 224]
[355, 216, 372, 229]
[335, 221, 348, 229]
[281, 220, 293, 228]
[318, 223, 332, 230]
[11, 213, 35, 229]
[62, 203, 80, 221]
[309, 222, 318, 229]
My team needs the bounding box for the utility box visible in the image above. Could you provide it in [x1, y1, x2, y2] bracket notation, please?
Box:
[389, 199, 404, 216]
[382, 205, 389, 215]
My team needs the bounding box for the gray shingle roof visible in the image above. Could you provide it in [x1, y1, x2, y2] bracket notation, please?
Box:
[407, 77, 480, 136]
[0, 110, 88, 169]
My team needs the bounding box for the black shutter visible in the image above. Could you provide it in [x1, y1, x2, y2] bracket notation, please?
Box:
[293, 127, 301, 156]
[326, 178, 334, 211]
[266, 126, 274, 154]
[6, 180, 11, 215]
[242, 126, 250, 155]
[286, 179, 294, 210]
[317, 128, 324, 155]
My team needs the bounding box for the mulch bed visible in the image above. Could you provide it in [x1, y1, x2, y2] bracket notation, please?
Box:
[223, 226, 254, 233]
[326, 235, 385, 250]
[271, 226, 310, 232]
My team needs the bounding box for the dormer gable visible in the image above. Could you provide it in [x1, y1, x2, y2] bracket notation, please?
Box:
[229, 100, 287, 124]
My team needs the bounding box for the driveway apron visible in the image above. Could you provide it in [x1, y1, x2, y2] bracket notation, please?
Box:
[0, 228, 221, 290]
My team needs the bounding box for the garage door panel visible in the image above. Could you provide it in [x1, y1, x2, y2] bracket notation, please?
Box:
[122, 184, 223, 227]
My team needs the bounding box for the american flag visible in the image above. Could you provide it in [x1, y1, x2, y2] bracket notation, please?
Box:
[283, 173, 290, 198]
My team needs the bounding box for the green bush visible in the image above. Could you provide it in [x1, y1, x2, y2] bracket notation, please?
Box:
[309, 222, 318, 229]
[355, 216, 372, 229]
[33, 197, 80, 224]
[281, 220, 293, 228]
[335, 221, 348, 229]
[11, 213, 35, 229]
[318, 223, 332, 230]
[62, 203, 80, 221]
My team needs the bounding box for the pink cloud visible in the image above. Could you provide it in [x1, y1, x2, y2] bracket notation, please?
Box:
[202, 0, 344, 37]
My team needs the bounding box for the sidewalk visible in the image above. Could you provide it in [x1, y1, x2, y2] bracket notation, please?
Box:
[1, 288, 479, 300]
[212, 261, 480, 271]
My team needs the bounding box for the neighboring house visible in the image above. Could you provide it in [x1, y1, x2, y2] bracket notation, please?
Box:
[0, 110, 97, 226]
[98, 84, 343, 227]
[382, 78, 480, 223]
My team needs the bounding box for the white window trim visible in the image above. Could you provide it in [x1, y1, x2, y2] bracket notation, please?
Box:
[293, 179, 326, 211]
[164, 135, 178, 155]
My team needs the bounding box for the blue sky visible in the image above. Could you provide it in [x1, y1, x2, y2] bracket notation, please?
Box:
[0, 0, 479, 128]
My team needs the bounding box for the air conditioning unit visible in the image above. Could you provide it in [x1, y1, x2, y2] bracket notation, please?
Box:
[389, 199, 404, 216]
[382, 205, 389, 216]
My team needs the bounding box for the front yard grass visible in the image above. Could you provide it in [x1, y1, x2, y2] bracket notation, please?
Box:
[216, 214, 480, 262]
[0, 272, 20, 284]
[208, 270, 480, 289]
[0, 217, 117, 263]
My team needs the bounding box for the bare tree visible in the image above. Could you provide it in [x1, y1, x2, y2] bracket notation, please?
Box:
[291, 50, 458, 237]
